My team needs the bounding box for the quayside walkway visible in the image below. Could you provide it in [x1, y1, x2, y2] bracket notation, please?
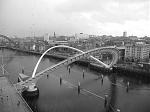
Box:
[0, 76, 33, 112]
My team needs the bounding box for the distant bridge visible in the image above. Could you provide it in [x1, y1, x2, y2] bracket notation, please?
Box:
[0, 34, 17, 47]
[15, 45, 119, 90]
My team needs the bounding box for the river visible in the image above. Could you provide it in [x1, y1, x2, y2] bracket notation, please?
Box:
[1, 48, 150, 112]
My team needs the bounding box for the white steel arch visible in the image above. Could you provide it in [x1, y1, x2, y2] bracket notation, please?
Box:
[32, 45, 117, 78]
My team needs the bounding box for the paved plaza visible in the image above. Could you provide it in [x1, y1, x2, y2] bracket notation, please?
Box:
[0, 76, 32, 112]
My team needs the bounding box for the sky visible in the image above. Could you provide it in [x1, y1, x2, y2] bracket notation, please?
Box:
[0, 0, 150, 37]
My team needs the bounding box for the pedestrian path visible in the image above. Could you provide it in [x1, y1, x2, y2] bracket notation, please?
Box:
[0, 76, 33, 112]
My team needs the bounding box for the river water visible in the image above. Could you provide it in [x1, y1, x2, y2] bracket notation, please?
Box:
[1, 48, 150, 112]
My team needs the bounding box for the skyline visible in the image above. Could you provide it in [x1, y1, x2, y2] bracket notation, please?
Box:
[0, 0, 150, 37]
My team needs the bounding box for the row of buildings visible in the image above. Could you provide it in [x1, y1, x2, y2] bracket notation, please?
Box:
[124, 42, 150, 62]
[1, 32, 150, 63]
[118, 42, 150, 63]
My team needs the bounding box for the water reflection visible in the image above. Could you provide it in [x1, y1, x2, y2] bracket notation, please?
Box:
[108, 74, 117, 112]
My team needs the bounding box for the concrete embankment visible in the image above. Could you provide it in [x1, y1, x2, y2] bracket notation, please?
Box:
[6, 47, 67, 60]
[113, 65, 150, 78]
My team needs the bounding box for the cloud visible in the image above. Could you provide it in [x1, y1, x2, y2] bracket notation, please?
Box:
[57, 0, 149, 23]
[118, 0, 149, 3]
[96, 19, 150, 36]
[0, 0, 149, 37]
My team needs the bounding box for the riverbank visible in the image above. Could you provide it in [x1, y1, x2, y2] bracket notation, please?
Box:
[3, 47, 150, 77]
[5, 47, 112, 73]
[113, 64, 150, 78]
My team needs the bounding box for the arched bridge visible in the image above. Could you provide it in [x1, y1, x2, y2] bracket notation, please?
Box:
[0, 34, 17, 47]
[15, 45, 119, 90]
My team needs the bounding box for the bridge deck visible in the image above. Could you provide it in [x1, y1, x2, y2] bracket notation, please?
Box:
[0, 76, 33, 112]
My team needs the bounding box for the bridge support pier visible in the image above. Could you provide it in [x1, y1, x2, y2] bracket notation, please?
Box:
[78, 82, 81, 94]
[22, 83, 39, 97]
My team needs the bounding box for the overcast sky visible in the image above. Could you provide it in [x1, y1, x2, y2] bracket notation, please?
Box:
[0, 0, 150, 37]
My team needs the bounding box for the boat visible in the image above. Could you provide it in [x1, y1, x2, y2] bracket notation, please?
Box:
[18, 73, 39, 97]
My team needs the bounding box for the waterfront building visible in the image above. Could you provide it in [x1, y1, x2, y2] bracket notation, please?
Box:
[128, 36, 138, 40]
[55, 41, 69, 46]
[35, 43, 46, 52]
[34, 36, 44, 42]
[117, 46, 125, 62]
[125, 42, 150, 62]
[21, 41, 46, 52]
[68, 36, 76, 42]
[123, 31, 127, 37]
[23, 42, 36, 51]
[44, 33, 50, 42]
[56, 36, 68, 41]
[75, 33, 89, 40]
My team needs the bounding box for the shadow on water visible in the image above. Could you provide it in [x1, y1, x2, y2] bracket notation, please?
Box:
[116, 73, 150, 88]
[23, 95, 39, 112]
[107, 74, 118, 112]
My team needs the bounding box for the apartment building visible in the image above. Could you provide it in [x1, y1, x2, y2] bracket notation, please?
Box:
[125, 42, 150, 61]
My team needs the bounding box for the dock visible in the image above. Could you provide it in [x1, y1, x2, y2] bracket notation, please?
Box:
[0, 76, 33, 112]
